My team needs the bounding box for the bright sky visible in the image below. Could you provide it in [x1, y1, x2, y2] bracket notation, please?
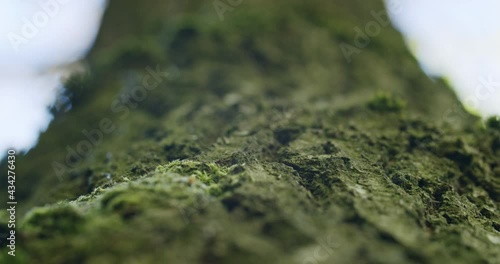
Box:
[385, 0, 500, 118]
[0, 0, 107, 159]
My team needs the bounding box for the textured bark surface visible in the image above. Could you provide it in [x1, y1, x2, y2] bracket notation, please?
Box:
[1, 0, 499, 263]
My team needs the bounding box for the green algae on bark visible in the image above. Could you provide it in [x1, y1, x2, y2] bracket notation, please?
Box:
[1, 0, 499, 263]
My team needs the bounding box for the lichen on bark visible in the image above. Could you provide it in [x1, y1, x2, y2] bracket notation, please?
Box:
[1, 0, 499, 263]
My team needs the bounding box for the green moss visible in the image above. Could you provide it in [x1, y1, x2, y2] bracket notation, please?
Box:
[4, 0, 499, 263]
[96, 36, 166, 68]
[486, 116, 500, 130]
[21, 205, 84, 238]
[155, 160, 245, 197]
[157, 159, 224, 180]
[368, 92, 406, 112]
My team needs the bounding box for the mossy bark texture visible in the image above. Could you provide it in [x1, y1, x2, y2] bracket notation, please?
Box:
[1, 0, 499, 263]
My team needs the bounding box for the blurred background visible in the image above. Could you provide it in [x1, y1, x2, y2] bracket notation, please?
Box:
[388, 0, 500, 117]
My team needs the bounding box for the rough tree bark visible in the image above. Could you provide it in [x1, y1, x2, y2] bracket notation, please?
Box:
[1, 0, 499, 263]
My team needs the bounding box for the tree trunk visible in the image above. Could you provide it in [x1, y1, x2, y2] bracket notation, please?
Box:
[2, 0, 499, 263]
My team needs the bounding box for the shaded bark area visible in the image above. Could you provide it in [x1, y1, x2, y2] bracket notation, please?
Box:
[1, 0, 499, 263]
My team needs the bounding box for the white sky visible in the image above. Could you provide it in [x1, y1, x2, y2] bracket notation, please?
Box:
[0, 0, 107, 159]
[385, 0, 500, 117]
